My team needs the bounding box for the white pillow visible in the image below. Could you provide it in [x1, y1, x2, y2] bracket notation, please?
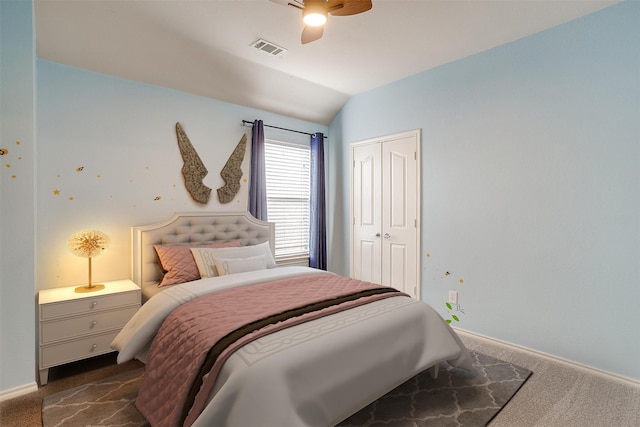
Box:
[190, 241, 276, 278]
[213, 255, 266, 276]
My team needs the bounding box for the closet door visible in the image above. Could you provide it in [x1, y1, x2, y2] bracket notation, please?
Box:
[351, 143, 382, 284]
[382, 134, 419, 298]
[350, 130, 420, 299]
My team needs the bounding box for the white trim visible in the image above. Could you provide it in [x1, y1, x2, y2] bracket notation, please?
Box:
[0, 381, 38, 403]
[276, 255, 309, 266]
[454, 327, 640, 388]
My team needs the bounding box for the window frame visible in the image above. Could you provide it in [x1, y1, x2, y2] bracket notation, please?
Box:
[263, 138, 311, 263]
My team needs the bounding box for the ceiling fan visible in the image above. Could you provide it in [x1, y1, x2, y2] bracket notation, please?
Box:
[270, 0, 373, 44]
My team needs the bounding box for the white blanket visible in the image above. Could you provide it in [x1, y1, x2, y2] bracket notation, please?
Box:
[112, 266, 473, 426]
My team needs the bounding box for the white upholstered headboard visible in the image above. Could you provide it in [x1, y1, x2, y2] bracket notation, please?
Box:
[131, 211, 275, 299]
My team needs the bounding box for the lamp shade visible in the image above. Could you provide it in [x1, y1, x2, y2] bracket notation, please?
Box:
[67, 229, 110, 258]
[68, 229, 110, 293]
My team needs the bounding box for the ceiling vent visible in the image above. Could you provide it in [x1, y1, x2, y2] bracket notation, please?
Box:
[251, 38, 287, 58]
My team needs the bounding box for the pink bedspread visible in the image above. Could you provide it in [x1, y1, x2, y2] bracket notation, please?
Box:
[135, 272, 406, 427]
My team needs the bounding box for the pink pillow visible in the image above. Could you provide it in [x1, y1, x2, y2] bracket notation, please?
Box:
[154, 240, 242, 286]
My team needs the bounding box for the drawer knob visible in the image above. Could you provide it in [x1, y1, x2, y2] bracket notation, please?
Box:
[91, 320, 98, 327]
[91, 344, 98, 351]
[91, 301, 98, 307]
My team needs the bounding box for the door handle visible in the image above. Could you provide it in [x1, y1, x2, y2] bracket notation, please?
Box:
[384, 233, 391, 239]
[370, 233, 381, 237]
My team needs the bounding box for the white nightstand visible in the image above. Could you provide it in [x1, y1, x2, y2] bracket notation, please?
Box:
[38, 279, 140, 385]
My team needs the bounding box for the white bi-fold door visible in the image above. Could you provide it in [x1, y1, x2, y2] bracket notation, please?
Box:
[350, 130, 421, 299]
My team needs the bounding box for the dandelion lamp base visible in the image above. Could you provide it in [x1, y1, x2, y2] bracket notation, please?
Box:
[73, 255, 106, 293]
[74, 284, 105, 293]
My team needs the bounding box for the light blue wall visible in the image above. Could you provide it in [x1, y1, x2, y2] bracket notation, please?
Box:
[2, 54, 326, 395]
[329, 1, 639, 380]
[36, 61, 328, 291]
[0, 0, 37, 394]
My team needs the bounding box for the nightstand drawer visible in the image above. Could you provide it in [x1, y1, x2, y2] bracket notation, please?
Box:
[40, 306, 139, 344]
[40, 331, 119, 369]
[40, 291, 139, 320]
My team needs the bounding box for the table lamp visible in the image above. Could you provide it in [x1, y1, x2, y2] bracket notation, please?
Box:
[67, 229, 110, 293]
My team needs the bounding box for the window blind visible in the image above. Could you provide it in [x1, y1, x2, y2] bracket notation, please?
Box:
[264, 140, 310, 258]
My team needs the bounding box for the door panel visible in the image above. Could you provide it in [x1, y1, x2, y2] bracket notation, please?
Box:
[382, 135, 418, 297]
[389, 243, 407, 290]
[360, 154, 376, 226]
[358, 240, 377, 283]
[352, 144, 382, 285]
[389, 150, 408, 228]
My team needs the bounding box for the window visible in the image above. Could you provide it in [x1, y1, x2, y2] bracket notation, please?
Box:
[264, 140, 311, 259]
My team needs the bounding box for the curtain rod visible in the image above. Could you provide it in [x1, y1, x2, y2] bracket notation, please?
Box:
[242, 120, 327, 139]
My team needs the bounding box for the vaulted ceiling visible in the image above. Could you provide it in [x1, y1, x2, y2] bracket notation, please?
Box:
[35, 0, 618, 125]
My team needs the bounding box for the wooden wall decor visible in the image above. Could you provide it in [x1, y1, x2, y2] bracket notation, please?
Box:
[217, 134, 247, 204]
[175, 122, 211, 204]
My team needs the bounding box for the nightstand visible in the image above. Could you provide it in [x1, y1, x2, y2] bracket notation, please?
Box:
[38, 279, 140, 385]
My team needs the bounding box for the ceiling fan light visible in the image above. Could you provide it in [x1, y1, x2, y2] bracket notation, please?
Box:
[303, 5, 327, 26]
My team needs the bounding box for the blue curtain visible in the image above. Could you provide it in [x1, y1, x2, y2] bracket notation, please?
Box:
[309, 132, 327, 270]
[248, 120, 268, 221]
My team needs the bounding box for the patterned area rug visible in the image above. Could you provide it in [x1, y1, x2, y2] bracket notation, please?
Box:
[338, 351, 532, 426]
[42, 351, 531, 427]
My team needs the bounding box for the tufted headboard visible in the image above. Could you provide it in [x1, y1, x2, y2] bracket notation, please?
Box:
[131, 211, 275, 300]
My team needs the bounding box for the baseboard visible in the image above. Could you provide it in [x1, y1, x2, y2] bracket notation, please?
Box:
[0, 381, 38, 403]
[454, 327, 640, 388]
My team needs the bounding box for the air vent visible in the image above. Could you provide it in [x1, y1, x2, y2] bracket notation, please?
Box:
[251, 38, 287, 57]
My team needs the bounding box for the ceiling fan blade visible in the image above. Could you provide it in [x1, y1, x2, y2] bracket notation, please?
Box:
[270, 0, 304, 10]
[301, 25, 324, 44]
[327, 0, 372, 16]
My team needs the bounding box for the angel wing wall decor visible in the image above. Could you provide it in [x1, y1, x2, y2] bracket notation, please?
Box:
[217, 134, 247, 203]
[175, 122, 212, 204]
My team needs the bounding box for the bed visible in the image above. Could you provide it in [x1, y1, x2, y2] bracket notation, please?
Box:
[112, 211, 472, 427]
